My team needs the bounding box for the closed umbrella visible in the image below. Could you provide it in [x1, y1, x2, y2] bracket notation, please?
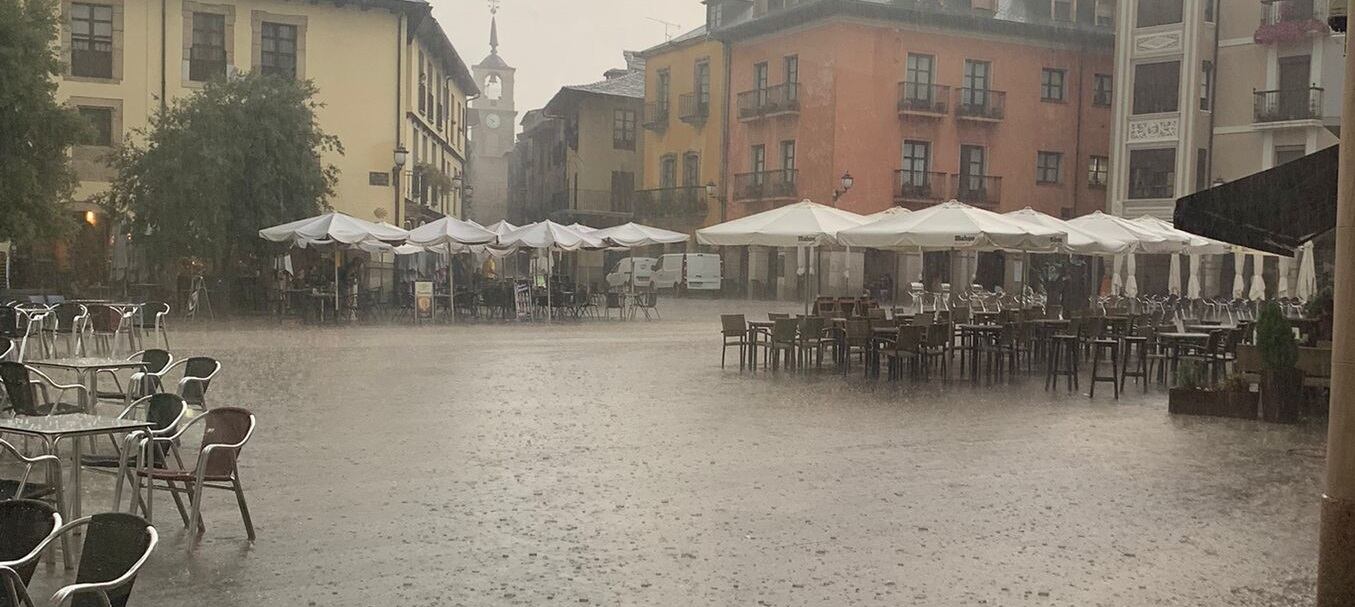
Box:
[1168, 254, 1182, 296]
[1110, 255, 1123, 296]
[1124, 254, 1138, 297]
[1188, 254, 1202, 299]
[1277, 255, 1292, 299]
[1232, 252, 1246, 298]
[1297, 241, 1318, 301]
[1249, 253, 1266, 300]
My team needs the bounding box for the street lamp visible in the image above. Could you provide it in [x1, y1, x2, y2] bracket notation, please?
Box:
[832, 172, 854, 203]
[393, 145, 409, 225]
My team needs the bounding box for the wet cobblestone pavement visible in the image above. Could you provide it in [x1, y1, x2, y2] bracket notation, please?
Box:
[12, 300, 1324, 605]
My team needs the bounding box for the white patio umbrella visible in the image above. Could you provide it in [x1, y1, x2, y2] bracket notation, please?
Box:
[1066, 211, 1185, 254]
[839, 200, 1063, 251]
[499, 221, 607, 320]
[866, 206, 912, 222]
[259, 212, 410, 312]
[1297, 241, 1317, 301]
[1168, 254, 1182, 296]
[1188, 254, 1202, 298]
[1232, 252, 1247, 298]
[1003, 207, 1129, 255]
[1249, 253, 1266, 300]
[1124, 254, 1139, 297]
[591, 222, 690, 248]
[407, 217, 498, 324]
[698, 199, 870, 311]
[1131, 216, 1231, 255]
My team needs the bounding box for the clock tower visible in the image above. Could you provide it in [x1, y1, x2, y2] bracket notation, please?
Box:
[468, 5, 516, 225]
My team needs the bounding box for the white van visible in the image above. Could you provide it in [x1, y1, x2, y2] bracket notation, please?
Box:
[606, 257, 656, 289]
[651, 253, 722, 291]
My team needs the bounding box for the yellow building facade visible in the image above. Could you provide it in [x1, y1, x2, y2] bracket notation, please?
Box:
[638, 27, 726, 237]
[55, 0, 477, 228]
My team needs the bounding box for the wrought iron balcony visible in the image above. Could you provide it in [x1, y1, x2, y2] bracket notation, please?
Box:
[677, 93, 710, 125]
[733, 169, 799, 201]
[631, 186, 710, 220]
[643, 102, 669, 131]
[950, 174, 1002, 208]
[898, 82, 950, 116]
[1253, 86, 1323, 122]
[736, 83, 800, 121]
[954, 88, 1006, 121]
[893, 170, 947, 203]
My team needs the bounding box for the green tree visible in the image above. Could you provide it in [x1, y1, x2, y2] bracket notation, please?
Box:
[0, 0, 84, 243]
[100, 72, 342, 276]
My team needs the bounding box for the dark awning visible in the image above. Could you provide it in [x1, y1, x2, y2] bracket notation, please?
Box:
[1174, 144, 1338, 256]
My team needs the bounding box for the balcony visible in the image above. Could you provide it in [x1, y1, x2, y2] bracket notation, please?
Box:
[737, 83, 800, 121]
[954, 88, 1006, 122]
[1256, 0, 1329, 43]
[678, 93, 710, 125]
[897, 83, 950, 117]
[951, 174, 1002, 209]
[642, 102, 669, 131]
[1253, 87, 1322, 123]
[631, 186, 710, 220]
[733, 169, 799, 201]
[893, 170, 948, 204]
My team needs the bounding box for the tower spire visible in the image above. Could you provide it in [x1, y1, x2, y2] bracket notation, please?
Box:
[488, 0, 500, 55]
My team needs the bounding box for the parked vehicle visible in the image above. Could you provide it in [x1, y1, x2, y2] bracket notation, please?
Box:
[652, 253, 722, 291]
[606, 257, 657, 289]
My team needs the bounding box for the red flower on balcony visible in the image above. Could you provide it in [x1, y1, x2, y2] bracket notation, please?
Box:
[1255, 18, 1330, 44]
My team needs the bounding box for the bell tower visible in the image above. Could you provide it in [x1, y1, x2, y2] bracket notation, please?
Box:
[469, 1, 516, 223]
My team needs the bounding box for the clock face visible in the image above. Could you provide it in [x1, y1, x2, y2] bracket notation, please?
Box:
[486, 114, 501, 129]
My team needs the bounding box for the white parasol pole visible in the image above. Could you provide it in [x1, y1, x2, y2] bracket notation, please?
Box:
[448, 246, 456, 325]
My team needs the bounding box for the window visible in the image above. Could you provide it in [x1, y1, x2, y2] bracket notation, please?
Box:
[962, 60, 991, 107]
[1199, 61, 1213, 111]
[77, 107, 113, 146]
[613, 109, 636, 150]
[70, 3, 113, 78]
[694, 60, 711, 116]
[1275, 145, 1306, 166]
[1088, 155, 1108, 188]
[1041, 68, 1066, 102]
[754, 61, 769, 105]
[1195, 148, 1210, 191]
[1037, 151, 1063, 184]
[656, 69, 671, 116]
[1132, 61, 1180, 114]
[683, 152, 700, 187]
[902, 140, 931, 188]
[1136, 0, 1183, 27]
[905, 53, 935, 102]
[1092, 73, 1112, 107]
[784, 55, 799, 101]
[660, 155, 677, 188]
[751, 145, 766, 183]
[1052, 0, 1073, 21]
[959, 145, 986, 188]
[611, 171, 634, 213]
[260, 22, 297, 80]
[780, 140, 796, 182]
[1127, 148, 1176, 199]
[418, 52, 427, 116]
[1094, 0, 1115, 26]
[1204, 0, 1216, 22]
[189, 12, 226, 82]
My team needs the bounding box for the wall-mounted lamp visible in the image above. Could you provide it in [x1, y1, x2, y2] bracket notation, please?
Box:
[832, 172, 854, 203]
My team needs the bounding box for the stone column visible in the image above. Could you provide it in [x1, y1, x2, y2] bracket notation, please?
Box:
[1319, 4, 1355, 602]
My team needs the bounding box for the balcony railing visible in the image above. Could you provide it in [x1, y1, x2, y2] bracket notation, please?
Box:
[893, 170, 948, 203]
[631, 186, 710, 219]
[736, 83, 800, 121]
[1253, 86, 1323, 122]
[678, 93, 710, 124]
[402, 170, 451, 212]
[1261, 0, 1318, 25]
[643, 102, 669, 131]
[898, 82, 950, 116]
[954, 88, 1006, 121]
[951, 174, 1002, 208]
[733, 169, 799, 201]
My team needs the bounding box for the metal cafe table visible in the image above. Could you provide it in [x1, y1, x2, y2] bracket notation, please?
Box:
[0, 414, 152, 567]
[29, 357, 148, 410]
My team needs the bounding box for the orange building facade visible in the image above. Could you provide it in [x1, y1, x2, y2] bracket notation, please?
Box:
[717, 5, 1115, 222]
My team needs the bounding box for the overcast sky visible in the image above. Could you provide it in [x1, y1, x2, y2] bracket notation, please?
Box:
[434, 0, 706, 129]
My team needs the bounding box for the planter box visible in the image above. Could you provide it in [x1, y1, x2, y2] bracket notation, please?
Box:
[1168, 388, 1259, 420]
[1261, 368, 1304, 424]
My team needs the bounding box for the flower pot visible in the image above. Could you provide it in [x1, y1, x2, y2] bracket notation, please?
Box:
[1261, 367, 1304, 424]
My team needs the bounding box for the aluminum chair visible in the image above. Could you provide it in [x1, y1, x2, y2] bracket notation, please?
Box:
[163, 357, 220, 410]
[79, 394, 189, 514]
[86, 305, 136, 358]
[0, 499, 62, 607]
[135, 407, 257, 540]
[2, 513, 157, 607]
[0, 439, 60, 503]
[95, 349, 173, 405]
[0, 362, 87, 416]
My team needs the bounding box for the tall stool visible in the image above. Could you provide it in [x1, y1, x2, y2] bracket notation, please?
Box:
[1088, 320, 1120, 399]
[1045, 331, 1081, 392]
[1120, 329, 1150, 393]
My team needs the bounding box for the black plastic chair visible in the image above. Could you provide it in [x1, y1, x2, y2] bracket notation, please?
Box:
[0, 499, 61, 607]
[3, 513, 157, 607]
[0, 362, 86, 417]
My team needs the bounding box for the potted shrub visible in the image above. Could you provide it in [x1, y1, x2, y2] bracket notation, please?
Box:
[1256, 301, 1302, 423]
[1168, 364, 1259, 419]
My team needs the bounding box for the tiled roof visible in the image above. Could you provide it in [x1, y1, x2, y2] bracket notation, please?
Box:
[639, 25, 709, 56]
[561, 70, 645, 100]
